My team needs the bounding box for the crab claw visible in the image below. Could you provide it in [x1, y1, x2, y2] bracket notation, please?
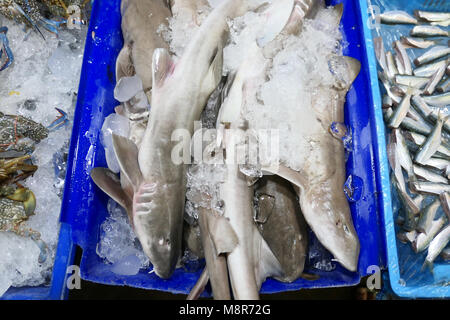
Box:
[0, 27, 14, 71]
[7, 188, 36, 217]
[10, 2, 45, 39]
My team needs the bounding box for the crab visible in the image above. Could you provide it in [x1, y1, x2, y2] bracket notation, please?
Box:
[0, 186, 48, 263]
[0, 154, 47, 262]
[0, 111, 48, 153]
[0, 0, 89, 37]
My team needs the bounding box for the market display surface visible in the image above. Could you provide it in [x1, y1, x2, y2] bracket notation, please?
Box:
[1, 0, 448, 300]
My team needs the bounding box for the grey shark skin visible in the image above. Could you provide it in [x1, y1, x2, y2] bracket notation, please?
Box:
[264, 56, 362, 272]
[255, 176, 308, 283]
[130, 0, 254, 279]
[116, 0, 171, 91]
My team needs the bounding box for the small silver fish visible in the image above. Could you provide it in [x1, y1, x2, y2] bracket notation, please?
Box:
[424, 224, 450, 270]
[413, 59, 448, 77]
[410, 181, 450, 195]
[414, 10, 450, 23]
[423, 64, 447, 96]
[413, 165, 448, 184]
[397, 230, 418, 244]
[414, 46, 450, 67]
[386, 51, 399, 79]
[394, 41, 412, 75]
[405, 131, 450, 159]
[374, 37, 387, 72]
[424, 157, 450, 172]
[380, 10, 418, 25]
[401, 117, 432, 135]
[440, 246, 450, 260]
[422, 92, 450, 107]
[396, 75, 430, 89]
[415, 112, 447, 164]
[431, 19, 450, 27]
[440, 192, 450, 221]
[436, 77, 450, 93]
[383, 94, 393, 109]
[414, 215, 447, 253]
[410, 25, 449, 38]
[388, 93, 413, 128]
[411, 94, 434, 118]
[401, 36, 436, 49]
[417, 197, 441, 233]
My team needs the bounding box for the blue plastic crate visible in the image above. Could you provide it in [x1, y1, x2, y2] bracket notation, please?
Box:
[364, 0, 450, 299]
[1, 223, 76, 300]
[59, 0, 388, 296]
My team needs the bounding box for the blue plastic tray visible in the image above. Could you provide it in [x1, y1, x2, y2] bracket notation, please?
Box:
[60, 0, 387, 296]
[364, 0, 450, 299]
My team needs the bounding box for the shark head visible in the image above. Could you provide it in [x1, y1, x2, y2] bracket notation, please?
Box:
[132, 181, 184, 279]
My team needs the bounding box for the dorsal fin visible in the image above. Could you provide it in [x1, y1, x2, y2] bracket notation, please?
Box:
[152, 48, 173, 89]
[332, 3, 344, 26]
[111, 134, 143, 188]
[90, 167, 133, 221]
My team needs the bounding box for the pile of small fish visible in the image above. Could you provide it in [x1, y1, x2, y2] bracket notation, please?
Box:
[375, 9, 450, 271]
[91, 0, 361, 300]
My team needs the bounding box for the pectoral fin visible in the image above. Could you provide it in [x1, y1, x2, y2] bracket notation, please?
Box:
[152, 48, 173, 88]
[206, 212, 238, 255]
[111, 134, 143, 188]
[115, 44, 135, 82]
[90, 167, 133, 219]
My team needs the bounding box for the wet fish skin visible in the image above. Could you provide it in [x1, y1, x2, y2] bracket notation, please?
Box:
[413, 59, 448, 78]
[118, 0, 171, 91]
[411, 95, 433, 118]
[414, 46, 450, 67]
[401, 36, 436, 49]
[431, 19, 450, 27]
[397, 230, 418, 244]
[255, 176, 308, 283]
[423, 64, 446, 96]
[414, 216, 447, 253]
[386, 51, 399, 79]
[424, 225, 450, 270]
[409, 181, 450, 195]
[401, 117, 432, 135]
[395, 75, 430, 89]
[393, 175, 420, 231]
[415, 112, 447, 165]
[436, 77, 450, 93]
[410, 25, 449, 38]
[440, 246, 450, 260]
[405, 131, 450, 159]
[424, 157, 450, 172]
[388, 93, 412, 129]
[374, 37, 387, 72]
[132, 0, 250, 279]
[413, 165, 448, 184]
[417, 197, 441, 234]
[440, 192, 450, 221]
[414, 11, 450, 23]
[422, 92, 450, 107]
[380, 10, 418, 25]
[394, 41, 412, 75]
